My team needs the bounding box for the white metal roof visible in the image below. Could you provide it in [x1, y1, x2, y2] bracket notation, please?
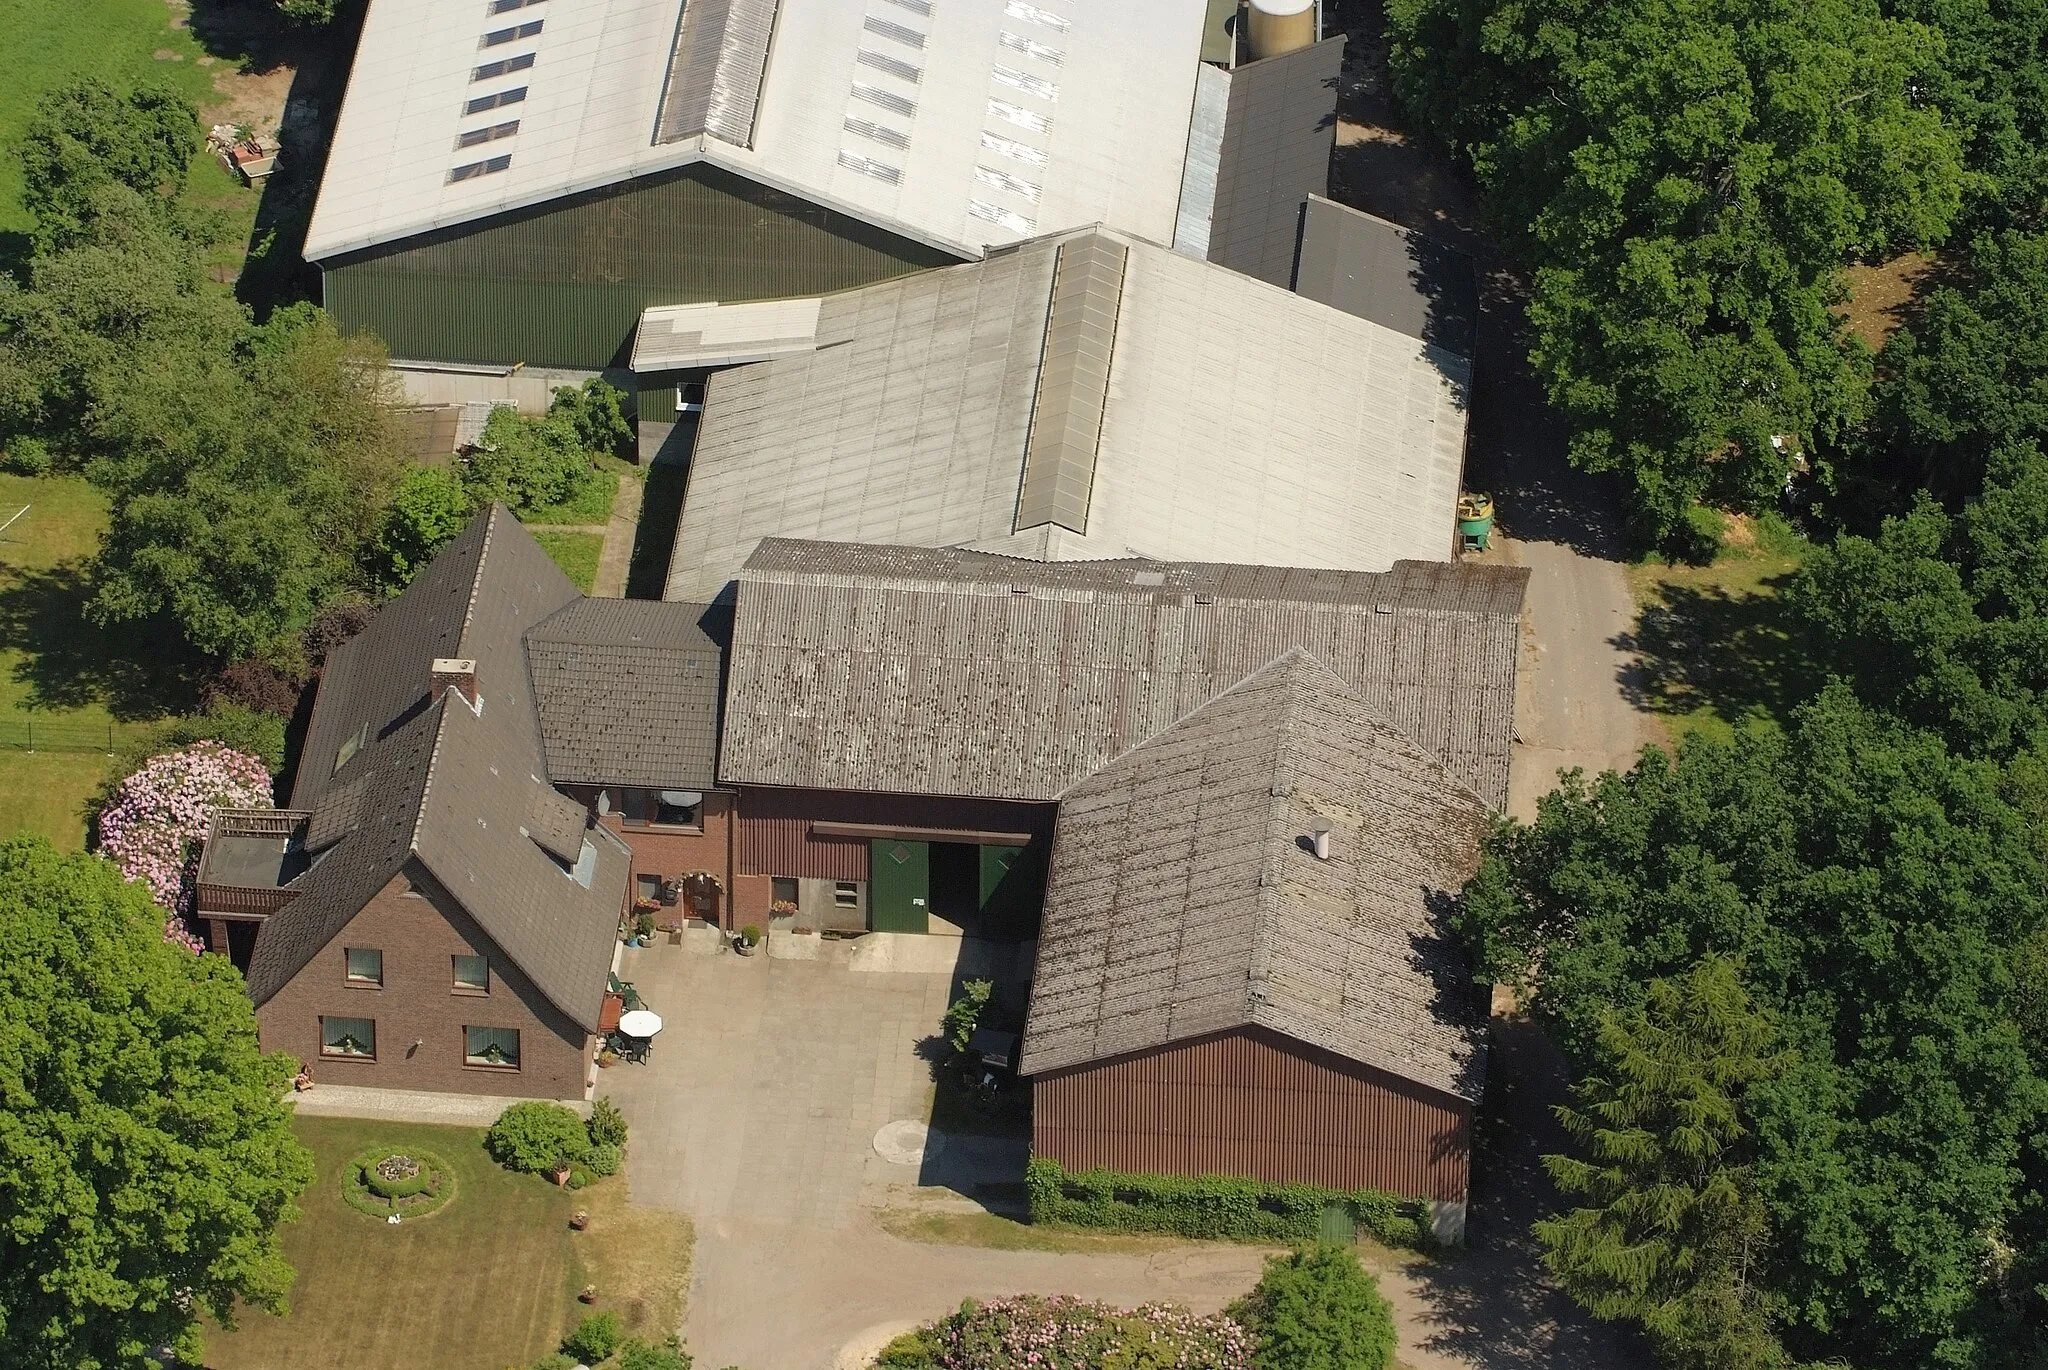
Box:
[630, 298, 823, 369]
[662, 227, 1472, 602]
[305, 0, 1208, 263]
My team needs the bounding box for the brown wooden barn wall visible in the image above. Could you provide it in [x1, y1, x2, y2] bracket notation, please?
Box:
[1031, 1026, 1472, 1201]
[737, 786, 1055, 880]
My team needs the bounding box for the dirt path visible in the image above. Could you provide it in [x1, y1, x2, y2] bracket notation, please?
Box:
[592, 473, 644, 598]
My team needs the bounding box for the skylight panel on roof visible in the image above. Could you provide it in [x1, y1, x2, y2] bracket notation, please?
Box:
[463, 86, 527, 114]
[481, 19, 542, 46]
[456, 119, 520, 149]
[857, 49, 922, 83]
[853, 83, 918, 117]
[974, 165, 1041, 201]
[968, 199, 1035, 233]
[473, 52, 535, 81]
[993, 66, 1058, 102]
[449, 153, 513, 183]
[1004, 1, 1069, 32]
[489, 0, 543, 12]
[987, 99, 1050, 132]
[863, 15, 925, 48]
[881, 0, 932, 13]
[846, 117, 911, 150]
[980, 131, 1047, 164]
[838, 150, 903, 185]
[998, 30, 1063, 64]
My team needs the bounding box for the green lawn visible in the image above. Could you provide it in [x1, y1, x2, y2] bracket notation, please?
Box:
[0, 473, 184, 848]
[0, 0, 221, 238]
[206, 1115, 691, 1370]
[532, 530, 605, 593]
[1624, 511, 1824, 746]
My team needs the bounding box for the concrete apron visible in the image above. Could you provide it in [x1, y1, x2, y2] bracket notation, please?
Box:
[286, 1083, 591, 1126]
[762, 930, 1036, 980]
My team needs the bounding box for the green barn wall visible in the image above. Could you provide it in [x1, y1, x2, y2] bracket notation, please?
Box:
[322, 163, 959, 370]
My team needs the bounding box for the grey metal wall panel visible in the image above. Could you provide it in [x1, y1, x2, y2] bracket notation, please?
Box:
[1032, 1026, 1473, 1201]
[323, 164, 956, 369]
[1171, 62, 1231, 259]
[1207, 34, 1344, 286]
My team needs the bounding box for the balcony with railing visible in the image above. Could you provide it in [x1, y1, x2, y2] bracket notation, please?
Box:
[195, 808, 314, 919]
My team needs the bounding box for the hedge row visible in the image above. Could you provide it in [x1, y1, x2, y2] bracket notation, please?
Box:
[1024, 1157, 1428, 1250]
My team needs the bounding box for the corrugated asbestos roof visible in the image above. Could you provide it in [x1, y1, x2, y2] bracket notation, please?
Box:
[631, 297, 823, 370]
[663, 227, 1473, 602]
[251, 507, 628, 1033]
[720, 539, 1527, 808]
[305, 0, 1207, 264]
[1019, 648, 1490, 1101]
[526, 597, 728, 788]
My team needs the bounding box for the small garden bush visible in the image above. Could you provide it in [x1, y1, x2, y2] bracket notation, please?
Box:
[3, 435, 52, 474]
[562, 1310, 623, 1363]
[615, 1334, 693, 1370]
[341, 1147, 455, 1219]
[1229, 1244, 1397, 1370]
[587, 1096, 629, 1149]
[886, 1294, 1251, 1369]
[942, 979, 993, 1053]
[583, 1142, 623, 1177]
[96, 740, 274, 949]
[1025, 1158, 1425, 1250]
[486, 1101, 590, 1174]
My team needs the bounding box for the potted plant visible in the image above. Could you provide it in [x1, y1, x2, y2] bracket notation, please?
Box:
[634, 909, 656, 941]
[549, 1155, 573, 1186]
[733, 924, 763, 956]
[597, 1048, 619, 1069]
[570, 1208, 591, 1231]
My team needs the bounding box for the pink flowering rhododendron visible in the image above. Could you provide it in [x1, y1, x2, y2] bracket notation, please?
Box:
[922, 1294, 1252, 1369]
[98, 741, 273, 951]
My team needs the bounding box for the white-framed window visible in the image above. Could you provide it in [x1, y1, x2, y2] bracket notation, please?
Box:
[464, 1026, 521, 1069]
[344, 947, 383, 986]
[320, 1016, 376, 1059]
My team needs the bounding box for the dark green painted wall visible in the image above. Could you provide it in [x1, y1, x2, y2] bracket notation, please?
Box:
[322, 163, 959, 370]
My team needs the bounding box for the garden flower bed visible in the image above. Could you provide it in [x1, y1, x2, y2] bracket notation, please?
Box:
[343, 1147, 457, 1220]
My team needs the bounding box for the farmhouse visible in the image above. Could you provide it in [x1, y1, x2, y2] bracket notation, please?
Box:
[306, 0, 1348, 378]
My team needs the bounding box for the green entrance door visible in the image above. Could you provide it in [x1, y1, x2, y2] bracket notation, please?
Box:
[869, 839, 930, 933]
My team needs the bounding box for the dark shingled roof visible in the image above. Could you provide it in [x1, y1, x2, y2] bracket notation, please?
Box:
[722, 540, 1527, 808]
[526, 598, 727, 789]
[1020, 649, 1490, 1100]
[249, 506, 629, 1033]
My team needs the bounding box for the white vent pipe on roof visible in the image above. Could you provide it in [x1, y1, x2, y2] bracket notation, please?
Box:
[1247, 0, 1317, 60]
[1312, 821, 1332, 861]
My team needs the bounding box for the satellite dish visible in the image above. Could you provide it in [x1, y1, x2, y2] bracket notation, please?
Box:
[596, 790, 611, 816]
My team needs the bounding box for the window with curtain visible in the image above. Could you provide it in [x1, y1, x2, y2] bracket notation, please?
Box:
[344, 948, 383, 986]
[464, 1026, 521, 1068]
[320, 1016, 376, 1058]
[452, 954, 489, 992]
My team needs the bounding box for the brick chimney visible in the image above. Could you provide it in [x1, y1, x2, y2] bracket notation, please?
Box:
[430, 658, 481, 712]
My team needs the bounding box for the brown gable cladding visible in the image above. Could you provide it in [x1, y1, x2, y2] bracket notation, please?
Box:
[525, 598, 728, 788]
[1021, 649, 1490, 1103]
[722, 539, 1527, 808]
[249, 506, 627, 1033]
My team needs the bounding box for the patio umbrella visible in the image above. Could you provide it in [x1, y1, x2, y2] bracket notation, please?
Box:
[617, 1009, 663, 1038]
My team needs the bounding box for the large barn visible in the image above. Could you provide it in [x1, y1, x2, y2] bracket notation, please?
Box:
[304, 0, 1348, 378]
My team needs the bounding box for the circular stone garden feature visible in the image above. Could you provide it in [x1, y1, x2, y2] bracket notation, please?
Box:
[343, 1147, 457, 1220]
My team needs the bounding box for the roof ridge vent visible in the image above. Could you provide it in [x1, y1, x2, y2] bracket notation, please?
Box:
[1013, 234, 1128, 536]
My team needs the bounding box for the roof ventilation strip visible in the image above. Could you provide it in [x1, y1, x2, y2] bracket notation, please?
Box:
[1014, 236, 1128, 535]
[653, 0, 782, 148]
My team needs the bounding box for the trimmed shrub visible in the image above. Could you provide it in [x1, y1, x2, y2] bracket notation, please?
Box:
[1025, 1158, 1426, 1250]
[615, 1335, 692, 1370]
[1230, 1244, 1397, 1370]
[583, 1142, 623, 1177]
[361, 1154, 433, 1201]
[485, 1101, 590, 1174]
[562, 1311, 623, 1363]
[875, 1328, 940, 1367]
[587, 1096, 629, 1149]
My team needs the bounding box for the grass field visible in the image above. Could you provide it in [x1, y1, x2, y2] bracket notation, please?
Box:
[206, 1116, 692, 1370]
[0, 473, 185, 848]
[532, 530, 605, 594]
[0, 0, 222, 238]
[1624, 511, 1823, 746]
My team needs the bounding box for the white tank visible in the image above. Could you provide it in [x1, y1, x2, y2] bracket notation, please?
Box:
[1246, 0, 1316, 60]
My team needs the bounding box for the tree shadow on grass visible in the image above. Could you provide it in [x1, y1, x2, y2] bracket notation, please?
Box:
[1613, 572, 1827, 732]
[0, 564, 202, 719]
